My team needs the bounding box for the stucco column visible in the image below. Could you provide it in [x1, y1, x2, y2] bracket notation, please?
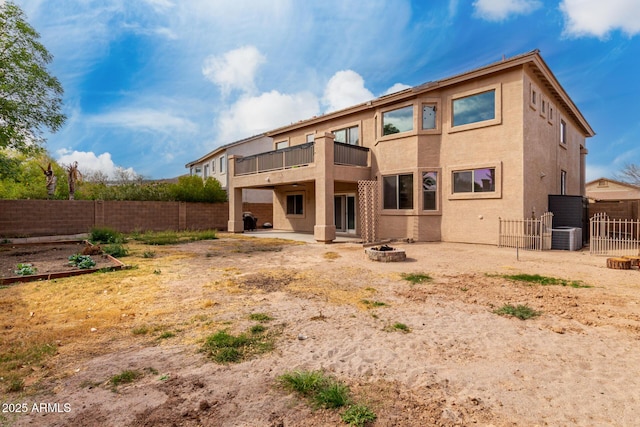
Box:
[314, 132, 336, 243]
[227, 155, 244, 233]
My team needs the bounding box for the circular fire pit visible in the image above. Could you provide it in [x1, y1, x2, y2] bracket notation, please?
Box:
[365, 244, 406, 262]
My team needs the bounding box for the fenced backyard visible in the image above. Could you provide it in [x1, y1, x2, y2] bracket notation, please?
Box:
[498, 212, 553, 251]
[589, 212, 640, 256]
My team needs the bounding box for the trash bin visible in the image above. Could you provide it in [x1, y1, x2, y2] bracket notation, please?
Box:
[243, 212, 258, 231]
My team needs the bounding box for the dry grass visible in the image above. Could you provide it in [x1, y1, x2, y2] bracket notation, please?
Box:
[0, 236, 278, 395]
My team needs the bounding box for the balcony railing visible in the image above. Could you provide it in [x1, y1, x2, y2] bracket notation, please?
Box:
[235, 142, 314, 175]
[334, 142, 369, 167]
[234, 141, 370, 176]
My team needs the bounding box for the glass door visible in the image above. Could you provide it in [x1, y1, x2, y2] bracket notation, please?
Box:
[334, 195, 356, 233]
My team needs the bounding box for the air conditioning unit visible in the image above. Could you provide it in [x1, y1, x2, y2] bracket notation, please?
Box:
[552, 227, 582, 251]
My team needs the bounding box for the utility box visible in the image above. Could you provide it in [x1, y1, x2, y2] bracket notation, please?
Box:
[552, 227, 582, 251]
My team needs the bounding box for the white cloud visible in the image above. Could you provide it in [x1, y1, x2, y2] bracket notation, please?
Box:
[323, 70, 374, 112]
[383, 83, 412, 96]
[202, 46, 267, 96]
[473, 0, 541, 21]
[89, 108, 198, 134]
[56, 149, 138, 180]
[217, 90, 320, 143]
[560, 0, 640, 38]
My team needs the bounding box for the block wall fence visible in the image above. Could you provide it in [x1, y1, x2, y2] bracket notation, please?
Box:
[0, 200, 273, 238]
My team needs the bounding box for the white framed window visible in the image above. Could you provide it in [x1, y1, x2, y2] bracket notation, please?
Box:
[211, 159, 215, 172]
[220, 155, 226, 174]
[560, 120, 567, 145]
[383, 174, 414, 210]
[276, 140, 289, 150]
[382, 105, 414, 136]
[561, 170, 567, 195]
[540, 98, 547, 119]
[306, 133, 314, 143]
[203, 164, 209, 179]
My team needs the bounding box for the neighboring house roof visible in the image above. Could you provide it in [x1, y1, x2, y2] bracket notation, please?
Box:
[586, 177, 640, 201]
[267, 50, 595, 138]
[185, 133, 268, 168]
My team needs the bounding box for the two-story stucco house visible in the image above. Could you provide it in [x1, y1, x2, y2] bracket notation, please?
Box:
[186, 133, 273, 203]
[227, 50, 595, 244]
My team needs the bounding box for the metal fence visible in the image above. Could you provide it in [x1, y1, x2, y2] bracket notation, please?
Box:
[498, 212, 553, 251]
[589, 212, 640, 255]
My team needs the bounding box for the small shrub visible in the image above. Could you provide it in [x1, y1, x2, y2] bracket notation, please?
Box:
[6, 377, 24, 393]
[278, 370, 329, 396]
[342, 404, 377, 427]
[401, 272, 432, 284]
[90, 227, 123, 244]
[248, 313, 273, 322]
[494, 304, 541, 320]
[110, 370, 142, 387]
[132, 326, 149, 335]
[361, 299, 388, 308]
[500, 273, 591, 288]
[68, 254, 96, 269]
[103, 243, 128, 258]
[158, 331, 175, 339]
[142, 251, 156, 258]
[135, 231, 179, 245]
[314, 382, 350, 409]
[14, 263, 37, 276]
[389, 322, 411, 333]
[250, 324, 266, 334]
[202, 329, 275, 364]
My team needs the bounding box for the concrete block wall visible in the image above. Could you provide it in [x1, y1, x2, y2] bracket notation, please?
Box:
[0, 200, 273, 238]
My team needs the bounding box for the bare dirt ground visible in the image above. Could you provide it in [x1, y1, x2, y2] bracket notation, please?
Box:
[2, 235, 640, 426]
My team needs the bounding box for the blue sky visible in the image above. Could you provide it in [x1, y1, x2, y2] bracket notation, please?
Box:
[14, 0, 640, 180]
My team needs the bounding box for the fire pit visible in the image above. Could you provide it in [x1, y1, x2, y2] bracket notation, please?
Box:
[365, 244, 406, 262]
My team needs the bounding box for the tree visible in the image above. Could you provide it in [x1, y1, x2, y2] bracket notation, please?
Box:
[616, 164, 640, 186]
[0, 1, 66, 156]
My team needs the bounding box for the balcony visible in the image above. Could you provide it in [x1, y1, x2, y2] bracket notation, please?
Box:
[234, 141, 369, 176]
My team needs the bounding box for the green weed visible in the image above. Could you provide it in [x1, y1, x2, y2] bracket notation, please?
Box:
[202, 329, 276, 364]
[342, 404, 377, 427]
[401, 272, 432, 284]
[494, 304, 541, 320]
[110, 370, 142, 387]
[499, 273, 591, 288]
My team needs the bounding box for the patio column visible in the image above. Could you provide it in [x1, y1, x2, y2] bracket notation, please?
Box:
[314, 132, 336, 243]
[227, 155, 244, 233]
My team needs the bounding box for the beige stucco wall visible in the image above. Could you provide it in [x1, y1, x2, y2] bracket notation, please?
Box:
[522, 67, 586, 220]
[229, 58, 591, 245]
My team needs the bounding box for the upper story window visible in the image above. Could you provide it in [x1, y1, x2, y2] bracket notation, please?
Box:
[334, 126, 359, 145]
[306, 133, 314, 143]
[276, 140, 289, 150]
[194, 166, 202, 177]
[560, 170, 567, 195]
[452, 90, 495, 127]
[422, 105, 436, 130]
[220, 156, 226, 174]
[452, 168, 495, 193]
[203, 164, 209, 179]
[560, 120, 567, 145]
[211, 159, 215, 172]
[382, 105, 413, 136]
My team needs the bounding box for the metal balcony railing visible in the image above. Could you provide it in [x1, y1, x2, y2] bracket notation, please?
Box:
[234, 141, 370, 176]
[235, 142, 314, 175]
[334, 142, 369, 166]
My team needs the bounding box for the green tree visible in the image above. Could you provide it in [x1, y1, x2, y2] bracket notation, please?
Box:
[0, 1, 66, 157]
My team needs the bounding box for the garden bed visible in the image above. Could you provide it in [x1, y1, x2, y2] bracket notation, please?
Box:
[0, 241, 125, 285]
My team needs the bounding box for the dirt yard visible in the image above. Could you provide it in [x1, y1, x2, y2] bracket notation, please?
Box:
[1, 234, 640, 426]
